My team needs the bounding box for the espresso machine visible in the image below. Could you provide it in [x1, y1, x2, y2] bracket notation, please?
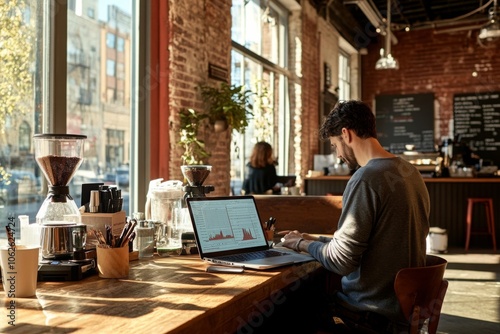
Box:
[33, 134, 96, 281]
[181, 165, 214, 198]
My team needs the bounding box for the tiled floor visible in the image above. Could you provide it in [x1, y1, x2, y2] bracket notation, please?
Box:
[436, 248, 500, 334]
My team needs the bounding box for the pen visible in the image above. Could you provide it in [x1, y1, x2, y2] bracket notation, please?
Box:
[121, 230, 136, 248]
[265, 216, 273, 230]
[120, 220, 137, 247]
[116, 221, 131, 247]
[265, 217, 276, 230]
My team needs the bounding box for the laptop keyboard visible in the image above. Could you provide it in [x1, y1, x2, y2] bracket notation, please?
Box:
[218, 250, 288, 262]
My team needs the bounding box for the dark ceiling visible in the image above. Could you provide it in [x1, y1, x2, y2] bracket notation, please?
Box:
[314, 0, 497, 48]
[349, 0, 492, 30]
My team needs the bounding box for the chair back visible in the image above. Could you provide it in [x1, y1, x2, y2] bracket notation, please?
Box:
[394, 254, 448, 334]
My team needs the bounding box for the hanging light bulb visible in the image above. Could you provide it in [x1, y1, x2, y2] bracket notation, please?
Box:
[375, 52, 399, 70]
[479, 0, 500, 41]
[375, 0, 399, 70]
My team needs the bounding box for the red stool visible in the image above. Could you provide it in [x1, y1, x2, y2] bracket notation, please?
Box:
[465, 198, 497, 252]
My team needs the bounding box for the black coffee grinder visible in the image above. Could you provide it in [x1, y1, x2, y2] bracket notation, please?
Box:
[181, 165, 214, 198]
[180, 165, 214, 255]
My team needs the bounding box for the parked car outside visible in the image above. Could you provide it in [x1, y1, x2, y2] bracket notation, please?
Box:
[115, 166, 129, 189]
[98, 172, 116, 185]
[69, 170, 100, 199]
[0, 170, 41, 204]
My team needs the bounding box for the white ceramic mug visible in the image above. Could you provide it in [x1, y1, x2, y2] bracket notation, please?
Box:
[0, 245, 40, 298]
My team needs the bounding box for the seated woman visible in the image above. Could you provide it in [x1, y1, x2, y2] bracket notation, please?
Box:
[242, 141, 279, 195]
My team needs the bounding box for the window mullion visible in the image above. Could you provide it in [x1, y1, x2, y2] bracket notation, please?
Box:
[45, 0, 67, 133]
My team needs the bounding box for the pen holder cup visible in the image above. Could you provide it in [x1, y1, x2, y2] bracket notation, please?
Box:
[265, 230, 274, 242]
[81, 211, 127, 248]
[96, 245, 129, 278]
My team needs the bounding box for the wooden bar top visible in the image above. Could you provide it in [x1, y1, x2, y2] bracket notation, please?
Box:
[305, 175, 500, 183]
[1, 255, 324, 334]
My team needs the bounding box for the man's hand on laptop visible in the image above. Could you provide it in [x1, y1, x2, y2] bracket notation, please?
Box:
[277, 230, 317, 253]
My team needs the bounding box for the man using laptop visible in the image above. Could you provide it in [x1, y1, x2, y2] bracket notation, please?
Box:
[280, 100, 430, 333]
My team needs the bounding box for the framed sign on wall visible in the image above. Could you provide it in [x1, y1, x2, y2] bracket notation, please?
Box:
[454, 92, 500, 167]
[375, 93, 435, 154]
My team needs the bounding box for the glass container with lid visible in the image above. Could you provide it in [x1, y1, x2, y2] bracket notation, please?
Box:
[34, 134, 87, 225]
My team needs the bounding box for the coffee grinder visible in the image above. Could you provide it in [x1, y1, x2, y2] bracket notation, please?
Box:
[181, 165, 214, 198]
[33, 134, 96, 281]
[180, 165, 214, 255]
[34, 134, 86, 224]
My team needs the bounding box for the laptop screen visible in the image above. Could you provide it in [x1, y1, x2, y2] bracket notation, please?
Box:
[186, 196, 269, 256]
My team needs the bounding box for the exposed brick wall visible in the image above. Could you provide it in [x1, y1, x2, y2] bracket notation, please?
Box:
[300, 2, 321, 179]
[167, 0, 232, 195]
[164, 1, 332, 195]
[361, 28, 500, 143]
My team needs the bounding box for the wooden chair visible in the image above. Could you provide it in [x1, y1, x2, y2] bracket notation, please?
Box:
[394, 254, 449, 334]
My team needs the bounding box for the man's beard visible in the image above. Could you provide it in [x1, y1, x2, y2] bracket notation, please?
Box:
[341, 141, 359, 170]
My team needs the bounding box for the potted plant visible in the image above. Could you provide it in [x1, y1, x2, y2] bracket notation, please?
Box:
[178, 83, 255, 164]
[179, 108, 211, 165]
[199, 82, 254, 133]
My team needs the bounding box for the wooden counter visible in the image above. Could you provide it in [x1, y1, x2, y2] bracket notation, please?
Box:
[304, 176, 500, 248]
[1, 255, 328, 334]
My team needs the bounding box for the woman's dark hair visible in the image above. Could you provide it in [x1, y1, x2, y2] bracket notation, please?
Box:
[250, 141, 274, 168]
[319, 100, 377, 140]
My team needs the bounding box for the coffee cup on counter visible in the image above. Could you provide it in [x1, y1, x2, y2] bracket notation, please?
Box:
[0, 245, 40, 298]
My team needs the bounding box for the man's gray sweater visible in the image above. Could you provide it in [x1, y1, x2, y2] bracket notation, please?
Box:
[308, 157, 430, 322]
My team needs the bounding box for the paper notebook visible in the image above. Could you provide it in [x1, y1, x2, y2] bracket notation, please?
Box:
[186, 196, 314, 270]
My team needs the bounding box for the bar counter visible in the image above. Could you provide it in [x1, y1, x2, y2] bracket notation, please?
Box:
[304, 176, 500, 248]
[1, 255, 327, 334]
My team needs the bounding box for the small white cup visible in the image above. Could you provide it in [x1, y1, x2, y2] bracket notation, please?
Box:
[0, 245, 40, 298]
[289, 186, 300, 195]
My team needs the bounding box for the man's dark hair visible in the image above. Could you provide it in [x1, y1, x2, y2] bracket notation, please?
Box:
[319, 100, 377, 140]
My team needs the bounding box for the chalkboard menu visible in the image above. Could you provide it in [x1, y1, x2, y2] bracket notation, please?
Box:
[454, 92, 500, 166]
[375, 93, 435, 153]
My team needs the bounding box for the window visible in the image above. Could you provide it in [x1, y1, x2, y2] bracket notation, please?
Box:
[338, 51, 351, 101]
[117, 37, 125, 52]
[106, 32, 116, 48]
[117, 62, 125, 79]
[107, 59, 116, 76]
[0, 1, 41, 211]
[230, 0, 290, 195]
[68, 2, 134, 215]
[19, 122, 31, 152]
[68, 0, 76, 12]
[0, 0, 141, 223]
[106, 129, 125, 169]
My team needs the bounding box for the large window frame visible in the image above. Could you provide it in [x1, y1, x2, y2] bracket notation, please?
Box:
[230, 0, 291, 194]
[44, 1, 148, 214]
[338, 50, 351, 101]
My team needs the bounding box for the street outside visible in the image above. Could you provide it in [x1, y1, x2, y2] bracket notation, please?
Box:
[0, 191, 129, 239]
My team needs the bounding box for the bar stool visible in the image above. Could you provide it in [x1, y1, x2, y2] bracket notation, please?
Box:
[465, 198, 497, 252]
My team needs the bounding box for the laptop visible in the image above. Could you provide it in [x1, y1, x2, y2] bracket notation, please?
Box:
[186, 196, 314, 270]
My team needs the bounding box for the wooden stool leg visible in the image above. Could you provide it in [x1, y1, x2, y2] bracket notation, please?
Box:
[465, 199, 473, 252]
[487, 200, 496, 251]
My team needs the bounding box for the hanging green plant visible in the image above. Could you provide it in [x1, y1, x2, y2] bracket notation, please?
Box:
[178, 83, 255, 165]
[199, 82, 254, 134]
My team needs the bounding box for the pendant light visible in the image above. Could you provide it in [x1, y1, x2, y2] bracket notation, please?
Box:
[375, 0, 399, 70]
[479, 0, 500, 41]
